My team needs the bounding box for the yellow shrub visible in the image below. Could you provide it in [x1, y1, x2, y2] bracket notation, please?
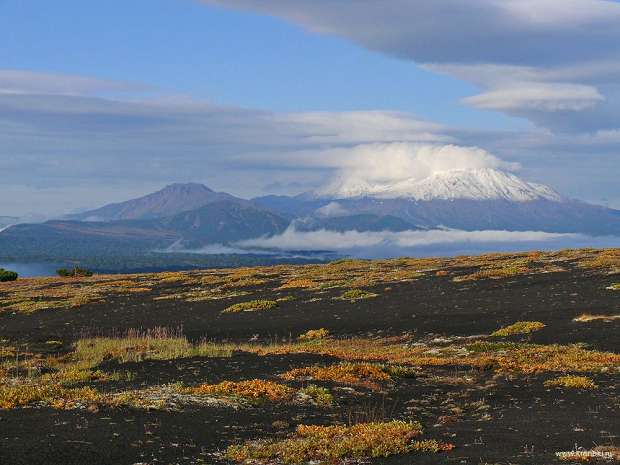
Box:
[227, 421, 424, 464]
[223, 300, 278, 313]
[186, 379, 294, 402]
[280, 279, 318, 289]
[573, 313, 620, 322]
[282, 363, 390, 389]
[544, 375, 597, 389]
[0, 383, 101, 409]
[298, 328, 330, 342]
[491, 321, 545, 337]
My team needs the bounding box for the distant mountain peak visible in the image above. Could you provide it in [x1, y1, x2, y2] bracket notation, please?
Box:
[68, 182, 242, 222]
[314, 168, 563, 202]
[162, 182, 215, 193]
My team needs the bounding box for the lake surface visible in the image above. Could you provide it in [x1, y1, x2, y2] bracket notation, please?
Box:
[0, 262, 63, 278]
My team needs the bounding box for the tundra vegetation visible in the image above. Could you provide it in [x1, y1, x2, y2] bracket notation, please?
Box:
[0, 247, 618, 464]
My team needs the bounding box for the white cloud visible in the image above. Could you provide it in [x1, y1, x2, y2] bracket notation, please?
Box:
[499, 0, 620, 26]
[463, 83, 604, 112]
[160, 241, 257, 255]
[0, 68, 618, 216]
[0, 70, 145, 96]
[199, 0, 620, 132]
[315, 202, 349, 218]
[426, 61, 620, 88]
[237, 226, 579, 251]
[311, 142, 520, 196]
[0, 80, 457, 215]
[428, 62, 612, 118]
[278, 111, 449, 144]
[199, 0, 620, 65]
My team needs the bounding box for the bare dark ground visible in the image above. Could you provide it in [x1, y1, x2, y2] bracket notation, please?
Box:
[0, 265, 618, 465]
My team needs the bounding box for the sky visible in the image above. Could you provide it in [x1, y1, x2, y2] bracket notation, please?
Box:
[1, 0, 619, 217]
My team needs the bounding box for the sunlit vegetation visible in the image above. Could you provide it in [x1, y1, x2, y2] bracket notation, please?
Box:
[0, 383, 101, 409]
[297, 328, 330, 341]
[74, 328, 234, 367]
[155, 288, 249, 302]
[491, 321, 546, 337]
[382, 364, 419, 378]
[185, 379, 295, 403]
[249, 337, 620, 374]
[578, 249, 620, 271]
[223, 299, 278, 313]
[6, 329, 613, 415]
[1, 248, 619, 463]
[280, 278, 319, 289]
[607, 283, 620, 290]
[220, 277, 267, 289]
[0, 275, 158, 314]
[282, 363, 391, 389]
[410, 439, 455, 453]
[2, 248, 618, 316]
[338, 289, 378, 301]
[453, 263, 533, 282]
[298, 384, 334, 407]
[573, 313, 620, 323]
[107, 383, 244, 410]
[226, 421, 437, 464]
[41, 367, 134, 385]
[544, 375, 598, 390]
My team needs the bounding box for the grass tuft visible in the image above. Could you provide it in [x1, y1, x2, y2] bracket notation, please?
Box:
[74, 328, 234, 367]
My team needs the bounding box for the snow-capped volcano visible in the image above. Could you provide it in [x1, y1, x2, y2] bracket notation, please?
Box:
[316, 168, 563, 202]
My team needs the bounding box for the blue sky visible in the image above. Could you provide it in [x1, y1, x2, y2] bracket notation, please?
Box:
[1, 0, 521, 127]
[1, 0, 619, 216]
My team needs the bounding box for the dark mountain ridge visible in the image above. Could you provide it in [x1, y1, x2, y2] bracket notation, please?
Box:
[254, 196, 620, 236]
[0, 200, 288, 259]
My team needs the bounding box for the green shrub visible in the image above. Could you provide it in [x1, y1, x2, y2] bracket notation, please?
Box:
[339, 289, 377, 301]
[56, 267, 93, 278]
[383, 364, 418, 378]
[0, 268, 18, 282]
[298, 385, 334, 407]
[223, 300, 278, 313]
